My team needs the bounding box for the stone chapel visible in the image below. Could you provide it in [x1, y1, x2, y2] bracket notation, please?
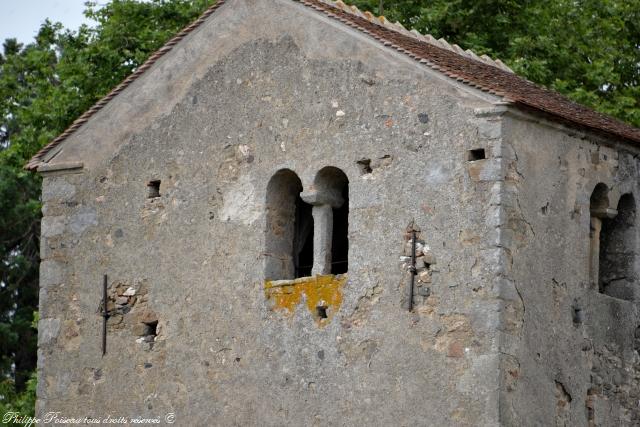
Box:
[28, 0, 640, 425]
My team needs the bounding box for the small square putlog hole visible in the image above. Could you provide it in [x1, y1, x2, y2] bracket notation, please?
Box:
[572, 306, 583, 326]
[144, 320, 158, 337]
[467, 148, 486, 162]
[316, 305, 328, 319]
[357, 158, 372, 175]
[147, 180, 161, 198]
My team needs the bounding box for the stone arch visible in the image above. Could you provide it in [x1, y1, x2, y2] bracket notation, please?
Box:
[313, 166, 349, 199]
[590, 183, 610, 216]
[264, 169, 313, 280]
[301, 167, 350, 275]
[607, 188, 623, 212]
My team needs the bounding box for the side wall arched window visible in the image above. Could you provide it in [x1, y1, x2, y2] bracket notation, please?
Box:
[600, 194, 636, 299]
[590, 184, 637, 300]
[589, 183, 609, 287]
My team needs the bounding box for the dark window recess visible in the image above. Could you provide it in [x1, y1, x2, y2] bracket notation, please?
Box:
[316, 305, 328, 319]
[590, 183, 609, 213]
[294, 196, 314, 278]
[265, 169, 304, 281]
[417, 113, 429, 124]
[143, 320, 158, 337]
[331, 185, 349, 274]
[357, 158, 372, 174]
[599, 194, 636, 299]
[467, 148, 486, 161]
[147, 180, 161, 198]
[572, 306, 583, 325]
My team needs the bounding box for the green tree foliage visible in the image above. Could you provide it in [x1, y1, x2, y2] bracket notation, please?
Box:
[0, 372, 37, 420]
[0, 0, 215, 416]
[352, 0, 640, 127]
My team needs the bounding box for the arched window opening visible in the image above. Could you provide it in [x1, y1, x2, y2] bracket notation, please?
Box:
[600, 194, 636, 300]
[590, 183, 609, 214]
[331, 179, 349, 274]
[265, 170, 313, 280]
[302, 167, 349, 276]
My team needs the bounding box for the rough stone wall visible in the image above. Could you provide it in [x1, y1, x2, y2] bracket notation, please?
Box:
[36, 1, 512, 425]
[500, 114, 640, 426]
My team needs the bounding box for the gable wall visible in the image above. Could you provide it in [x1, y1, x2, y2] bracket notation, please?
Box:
[500, 113, 640, 426]
[35, 1, 511, 425]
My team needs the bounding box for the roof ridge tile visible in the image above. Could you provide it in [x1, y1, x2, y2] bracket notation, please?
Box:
[319, 0, 514, 73]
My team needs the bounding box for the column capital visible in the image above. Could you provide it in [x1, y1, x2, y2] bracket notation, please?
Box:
[300, 189, 344, 208]
[591, 208, 618, 219]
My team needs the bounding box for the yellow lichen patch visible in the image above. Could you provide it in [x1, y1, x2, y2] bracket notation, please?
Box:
[264, 275, 347, 326]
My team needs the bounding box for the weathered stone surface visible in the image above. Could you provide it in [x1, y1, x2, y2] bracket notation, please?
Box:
[478, 120, 502, 140]
[69, 206, 98, 234]
[218, 174, 261, 225]
[39, 260, 65, 287]
[41, 216, 66, 238]
[38, 318, 61, 346]
[41, 177, 76, 203]
[131, 323, 148, 337]
[115, 296, 129, 305]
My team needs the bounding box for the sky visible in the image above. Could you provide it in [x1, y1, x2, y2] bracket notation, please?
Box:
[0, 0, 91, 45]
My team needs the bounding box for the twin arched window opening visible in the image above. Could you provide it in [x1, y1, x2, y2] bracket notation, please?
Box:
[589, 184, 637, 300]
[265, 167, 349, 281]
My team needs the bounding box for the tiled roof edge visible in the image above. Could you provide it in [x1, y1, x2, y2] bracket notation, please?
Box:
[25, 0, 228, 170]
[325, 0, 514, 73]
[300, 0, 640, 145]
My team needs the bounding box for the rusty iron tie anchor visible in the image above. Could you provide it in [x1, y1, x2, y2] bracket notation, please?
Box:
[408, 229, 417, 312]
[102, 274, 108, 356]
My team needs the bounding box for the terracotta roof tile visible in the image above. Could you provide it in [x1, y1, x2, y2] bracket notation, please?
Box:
[303, 0, 640, 144]
[26, 0, 640, 170]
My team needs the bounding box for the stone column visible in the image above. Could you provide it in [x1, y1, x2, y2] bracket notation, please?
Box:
[312, 204, 333, 275]
[301, 189, 344, 276]
[589, 207, 617, 290]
